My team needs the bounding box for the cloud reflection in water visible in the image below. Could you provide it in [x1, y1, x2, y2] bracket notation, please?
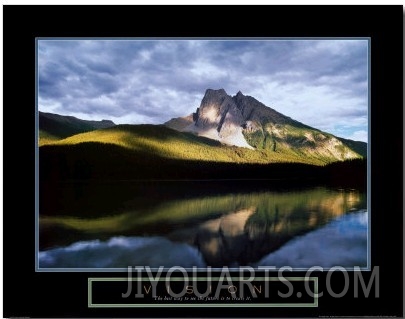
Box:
[256, 211, 368, 268]
[39, 236, 206, 268]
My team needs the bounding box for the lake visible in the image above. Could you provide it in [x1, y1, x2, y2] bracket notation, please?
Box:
[38, 181, 367, 269]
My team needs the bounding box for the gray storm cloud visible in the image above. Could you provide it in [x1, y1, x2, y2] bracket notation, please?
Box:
[38, 39, 368, 141]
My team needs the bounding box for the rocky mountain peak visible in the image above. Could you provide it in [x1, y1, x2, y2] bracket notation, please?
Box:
[194, 89, 241, 129]
[163, 88, 366, 160]
[235, 90, 244, 97]
[205, 88, 227, 95]
[184, 89, 250, 148]
[180, 88, 298, 148]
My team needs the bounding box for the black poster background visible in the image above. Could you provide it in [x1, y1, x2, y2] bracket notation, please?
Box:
[3, 5, 403, 318]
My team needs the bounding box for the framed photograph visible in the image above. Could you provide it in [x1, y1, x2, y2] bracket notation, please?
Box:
[3, 5, 403, 318]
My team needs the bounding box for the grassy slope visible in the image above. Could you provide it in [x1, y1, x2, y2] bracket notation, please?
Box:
[44, 124, 331, 165]
[39, 129, 61, 146]
[39, 111, 115, 142]
[39, 124, 367, 183]
[243, 122, 367, 159]
[337, 136, 368, 157]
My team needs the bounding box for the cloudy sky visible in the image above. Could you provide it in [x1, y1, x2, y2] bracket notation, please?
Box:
[38, 39, 369, 142]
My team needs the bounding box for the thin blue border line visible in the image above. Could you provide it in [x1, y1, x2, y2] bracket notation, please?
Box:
[36, 37, 369, 40]
[367, 38, 371, 272]
[37, 266, 369, 272]
[36, 37, 371, 43]
[35, 38, 40, 272]
[35, 37, 371, 273]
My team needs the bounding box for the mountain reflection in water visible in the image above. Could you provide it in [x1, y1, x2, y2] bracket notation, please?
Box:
[39, 184, 367, 269]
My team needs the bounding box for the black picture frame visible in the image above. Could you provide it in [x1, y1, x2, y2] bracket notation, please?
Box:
[3, 5, 403, 318]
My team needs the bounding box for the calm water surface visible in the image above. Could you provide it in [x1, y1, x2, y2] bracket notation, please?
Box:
[39, 182, 367, 269]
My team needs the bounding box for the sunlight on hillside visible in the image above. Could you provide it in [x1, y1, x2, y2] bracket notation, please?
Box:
[39, 130, 61, 146]
[40, 125, 332, 165]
